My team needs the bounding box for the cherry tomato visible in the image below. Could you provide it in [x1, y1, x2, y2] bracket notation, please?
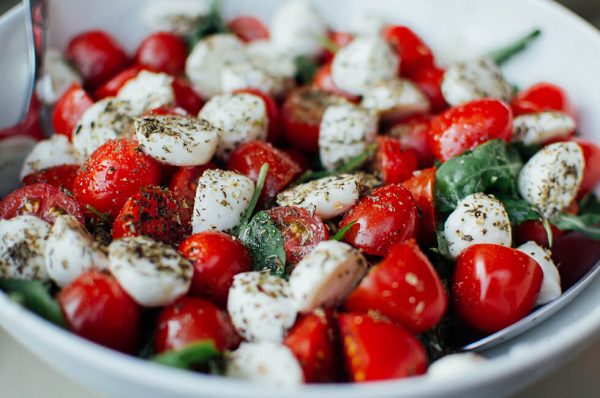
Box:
[320, 31, 353, 63]
[512, 82, 575, 118]
[51, 83, 94, 139]
[313, 62, 361, 102]
[58, 270, 140, 353]
[428, 98, 513, 162]
[155, 297, 241, 353]
[22, 165, 80, 192]
[227, 16, 270, 43]
[0, 183, 84, 224]
[514, 220, 563, 248]
[402, 167, 437, 246]
[178, 231, 253, 306]
[93, 66, 145, 100]
[172, 78, 203, 115]
[234, 89, 281, 144]
[267, 206, 329, 264]
[72, 139, 162, 218]
[338, 313, 427, 382]
[386, 114, 434, 168]
[281, 148, 311, 174]
[407, 64, 447, 112]
[134, 32, 188, 76]
[552, 231, 600, 291]
[383, 25, 434, 76]
[168, 163, 217, 208]
[373, 136, 419, 184]
[143, 106, 189, 117]
[452, 244, 543, 333]
[340, 184, 418, 257]
[66, 30, 129, 89]
[569, 138, 600, 197]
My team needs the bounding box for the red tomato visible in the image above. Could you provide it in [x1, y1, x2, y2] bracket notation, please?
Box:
[281, 148, 311, 173]
[134, 32, 187, 76]
[570, 138, 600, 197]
[386, 114, 434, 168]
[428, 98, 513, 162]
[72, 139, 162, 218]
[227, 141, 301, 203]
[402, 167, 437, 246]
[234, 89, 281, 144]
[143, 106, 189, 117]
[512, 82, 575, 118]
[338, 313, 427, 382]
[514, 220, 563, 248]
[168, 163, 217, 207]
[373, 136, 419, 184]
[383, 25, 434, 76]
[66, 31, 129, 88]
[0, 183, 84, 224]
[93, 66, 145, 100]
[172, 78, 203, 115]
[178, 231, 253, 306]
[58, 270, 140, 353]
[227, 16, 270, 43]
[283, 311, 339, 383]
[155, 297, 241, 353]
[0, 95, 45, 142]
[407, 64, 447, 112]
[22, 165, 80, 192]
[452, 244, 543, 333]
[340, 184, 418, 257]
[321, 31, 354, 63]
[552, 231, 600, 291]
[313, 62, 361, 102]
[52, 83, 94, 139]
[267, 206, 329, 264]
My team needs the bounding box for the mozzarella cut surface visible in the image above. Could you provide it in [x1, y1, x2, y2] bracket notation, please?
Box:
[0, 215, 50, 281]
[289, 240, 367, 313]
[108, 236, 193, 307]
[221, 61, 289, 97]
[227, 271, 297, 342]
[20, 135, 81, 179]
[270, 0, 328, 57]
[135, 115, 220, 166]
[517, 241, 561, 305]
[361, 78, 430, 119]
[518, 142, 584, 218]
[444, 193, 512, 259]
[512, 111, 576, 145]
[246, 40, 297, 79]
[35, 48, 82, 104]
[117, 71, 175, 115]
[428, 353, 487, 379]
[142, 0, 210, 37]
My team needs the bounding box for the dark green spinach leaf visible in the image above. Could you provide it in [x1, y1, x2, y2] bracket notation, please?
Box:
[151, 340, 221, 369]
[0, 279, 66, 327]
[294, 56, 319, 86]
[238, 211, 287, 277]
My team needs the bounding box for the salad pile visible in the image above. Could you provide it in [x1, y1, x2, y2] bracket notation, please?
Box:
[1, 0, 600, 387]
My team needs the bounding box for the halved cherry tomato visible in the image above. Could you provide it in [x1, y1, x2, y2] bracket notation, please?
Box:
[134, 32, 188, 76]
[338, 313, 427, 382]
[514, 220, 563, 248]
[168, 163, 217, 208]
[313, 62, 361, 102]
[386, 114, 434, 168]
[569, 138, 600, 197]
[58, 270, 141, 353]
[93, 66, 145, 100]
[234, 89, 281, 144]
[172, 78, 203, 115]
[22, 164, 80, 192]
[143, 106, 189, 117]
[52, 83, 94, 139]
[406, 64, 447, 112]
[155, 297, 241, 353]
[178, 231, 253, 306]
[512, 82, 575, 118]
[383, 25, 434, 76]
[552, 231, 600, 291]
[267, 206, 329, 264]
[227, 16, 270, 43]
[340, 184, 418, 257]
[428, 98, 513, 162]
[373, 136, 419, 184]
[321, 31, 353, 63]
[402, 167, 437, 246]
[452, 244, 543, 333]
[0, 183, 84, 224]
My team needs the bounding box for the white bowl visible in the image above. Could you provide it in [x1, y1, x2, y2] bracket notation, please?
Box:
[1, 0, 600, 397]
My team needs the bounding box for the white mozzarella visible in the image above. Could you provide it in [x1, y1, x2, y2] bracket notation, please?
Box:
[319, 103, 378, 171]
[361, 78, 430, 120]
[331, 35, 398, 96]
[192, 169, 255, 233]
[270, 0, 328, 58]
[186, 34, 247, 98]
[512, 111, 576, 145]
[135, 115, 220, 166]
[44, 215, 108, 288]
[444, 193, 512, 259]
[117, 71, 175, 115]
[441, 58, 512, 106]
[518, 142, 584, 218]
[226, 341, 304, 387]
[199, 93, 268, 159]
[35, 49, 82, 105]
[427, 353, 487, 379]
[221, 61, 289, 97]
[517, 241, 561, 305]
[289, 240, 367, 313]
[349, 13, 385, 36]
[108, 236, 193, 307]
[276, 173, 378, 220]
[246, 40, 297, 79]
[228, 271, 297, 342]
[72, 98, 136, 159]
[0, 215, 50, 281]
[20, 135, 81, 179]
[142, 0, 211, 37]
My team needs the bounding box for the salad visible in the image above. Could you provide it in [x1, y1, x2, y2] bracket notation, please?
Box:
[1, 0, 600, 388]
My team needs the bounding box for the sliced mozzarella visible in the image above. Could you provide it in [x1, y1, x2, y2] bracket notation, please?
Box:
[228, 271, 297, 342]
[142, 0, 210, 37]
[108, 236, 193, 307]
[192, 169, 255, 233]
[441, 58, 512, 106]
[20, 135, 81, 179]
[226, 341, 304, 387]
[518, 142, 584, 218]
[428, 353, 487, 379]
[361, 78, 430, 120]
[45, 215, 108, 288]
[512, 111, 576, 145]
[319, 103, 378, 171]
[0, 215, 50, 280]
[331, 35, 398, 96]
[276, 173, 378, 220]
[270, 0, 327, 58]
[186, 34, 247, 98]
[35, 49, 82, 105]
[221, 61, 289, 97]
[517, 241, 561, 305]
[246, 40, 297, 79]
[72, 98, 136, 159]
[289, 240, 367, 313]
[199, 93, 268, 159]
[444, 193, 512, 259]
[117, 71, 174, 115]
[135, 115, 220, 166]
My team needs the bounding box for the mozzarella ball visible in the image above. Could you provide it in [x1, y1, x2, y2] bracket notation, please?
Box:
[35, 48, 82, 104]
[361, 78, 430, 120]
[512, 111, 576, 145]
[428, 353, 487, 379]
[117, 71, 175, 115]
[0, 215, 50, 280]
[349, 13, 386, 36]
[142, 0, 211, 37]
[221, 61, 289, 97]
[246, 40, 297, 79]
[20, 135, 81, 179]
[517, 241, 561, 305]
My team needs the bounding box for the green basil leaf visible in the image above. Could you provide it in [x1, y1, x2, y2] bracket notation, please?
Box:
[189, 0, 228, 48]
[236, 163, 269, 230]
[579, 194, 600, 214]
[487, 28, 542, 66]
[0, 279, 66, 327]
[433, 224, 452, 259]
[294, 56, 319, 86]
[552, 213, 600, 240]
[495, 195, 542, 225]
[151, 340, 221, 369]
[508, 141, 541, 163]
[238, 211, 287, 277]
[331, 221, 356, 241]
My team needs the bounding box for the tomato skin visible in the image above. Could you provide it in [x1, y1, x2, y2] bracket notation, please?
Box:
[178, 231, 252, 306]
[72, 139, 162, 219]
[402, 167, 437, 246]
[406, 64, 447, 112]
[514, 220, 563, 248]
[155, 297, 241, 353]
[569, 138, 600, 197]
[93, 66, 145, 100]
[383, 25, 434, 76]
[227, 16, 270, 43]
[428, 98, 513, 162]
[172, 78, 203, 115]
[313, 62, 361, 102]
[281, 149, 311, 174]
[338, 313, 427, 382]
[373, 136, 419, 184]
[52, 83, 94, 139]
[386, 115, 434, 168]
[22, 165, 80, 192]
[340, 184, 418, 257]
[66, 31, 129, 89]
[452, 244, 543, 333]
[168, 163, 217, 207]
[320, 31, 354, 63]
[512, 82, 575, 118]
[134, 32, 187, 76]
[234, 89, 281, 144]
[58, 270, 141, 353]
[143, 106, 189, 117]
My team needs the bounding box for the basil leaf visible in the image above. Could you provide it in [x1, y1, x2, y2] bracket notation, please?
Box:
[332, 222, 356, 241]
[579, 194, 600, 214]
[552, 214, 600, 240]
[236, 163, 269, 229]
[189, 0, 228, 48]
[509, 141, 541, 163]
[0, 279, 66, 327]
[433, 224, 452, 259]
[294, 56, 319, 86]
[495, 196, 542, 225]
[487, 29, 542, 66]
[238, 211, 287, 277]
[151, 340, 221, 369]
